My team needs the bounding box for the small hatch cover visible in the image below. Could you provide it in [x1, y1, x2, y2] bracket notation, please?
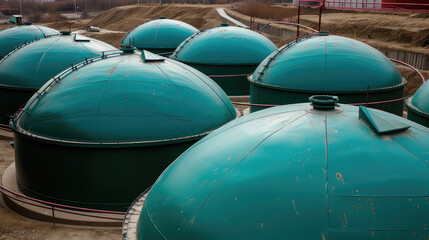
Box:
[74, 34, 91, 42]
[359, 106, 410, 135]
[142, 51, 165, 62]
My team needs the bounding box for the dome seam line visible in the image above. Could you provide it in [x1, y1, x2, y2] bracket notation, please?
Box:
[324, 114, 331, 235]
[167, 60, 236, 117]
[152, 61, 194, 132]
[181, 112, 309, 239]
[96, 57, 127, 116]
[33, 37, 61, 86]
[390, 137, 427, 168]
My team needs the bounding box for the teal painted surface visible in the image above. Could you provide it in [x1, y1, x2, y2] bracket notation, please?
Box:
[121, 19, 197, 52]
[406, 81, 429, 127]
[11, 50, 236, 211]
[181, 63, 255, 96]
[172, 26, 276, 95]
[14, 132, 197, 211]
[0, 25, 59, 58]
[407, 108, 429, 128]
[249, 83, 405, 115]
[172, 26, 277, 65]
[250, 35, 404, 92]
[411, 81, 429, 114]
[0, 34, 116, 124]
[359, 106, 410, 134]
[0, 34, 116, 90]
[12, 50, 236, 145]
[135, 102, 429, 240]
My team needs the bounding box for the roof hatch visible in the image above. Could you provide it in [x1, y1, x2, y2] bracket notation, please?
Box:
[359, 106, 410, 135]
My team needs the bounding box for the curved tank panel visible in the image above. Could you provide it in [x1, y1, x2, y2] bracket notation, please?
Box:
[249, 34, 407, 115]
[0, 24, 59, 58]
[128, 96, 429, 240]
[121, 18, 198, 55]
[0, 33, 116, 124]
[406, 80, 429, 127]
[172, 25, 277, 96]
[10, 50, 236, 211]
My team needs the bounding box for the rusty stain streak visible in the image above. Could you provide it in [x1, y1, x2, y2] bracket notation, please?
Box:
[108, 66, 117, 74]
[321, 233, 326, 240]
[343, 213, 348, 228]
[291, 199, 298, 215]
[336, 172, 345, 184]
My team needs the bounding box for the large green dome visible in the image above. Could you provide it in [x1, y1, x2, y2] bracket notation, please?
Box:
[171, 25, 277, 96]
[0, 24, 59, 58]
[249, 35, 407, 115]
[172, 25, 277, 65]
[10, 50, 236, 211]
[0, 33, 116, 124]
[251, 35, 403, 91]
[128, 96, 429, 240]
[0, 33, 116, 90]
[121, 18, 198, 55]
[406, 80, 429, 127]
[13, 51, 236, 144]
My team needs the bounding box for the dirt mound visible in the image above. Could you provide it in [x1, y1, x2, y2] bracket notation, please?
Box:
[84, 32, 126, 48]
[87, 4, 221, 32]
[42, 4, 222, 48]
[299, 12, 429, 49]
[44, 19, 90, 31]
[399, 67, 429, 97]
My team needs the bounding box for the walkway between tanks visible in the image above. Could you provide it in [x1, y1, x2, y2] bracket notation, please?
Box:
[216, 8, 248, 28]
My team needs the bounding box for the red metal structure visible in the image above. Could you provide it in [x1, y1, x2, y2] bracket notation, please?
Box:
[298, 0, 429, 12]
[383, 0, 429, 10]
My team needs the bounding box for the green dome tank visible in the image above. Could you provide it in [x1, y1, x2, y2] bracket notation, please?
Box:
[405, 80, 429, 127]
[0, 32, 116, 124]
[0, 24, 59, 58]
[10, 49, 237, 211]
[249, 34, 407, 115]
[172, 25, 277, 96]
[123, 95, 429, 240]
[121, 18, 198, 56]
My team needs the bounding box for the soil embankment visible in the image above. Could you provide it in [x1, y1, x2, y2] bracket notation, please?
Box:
[43, 4, 223, 48]
[224, 8, 429, 95]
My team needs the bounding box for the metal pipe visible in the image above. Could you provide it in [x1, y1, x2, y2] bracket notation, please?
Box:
[258, 21, 318, 34]
[297, 3, 301, 38]
[389, 58, 426, 84]
[0, 184, 126, 215]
